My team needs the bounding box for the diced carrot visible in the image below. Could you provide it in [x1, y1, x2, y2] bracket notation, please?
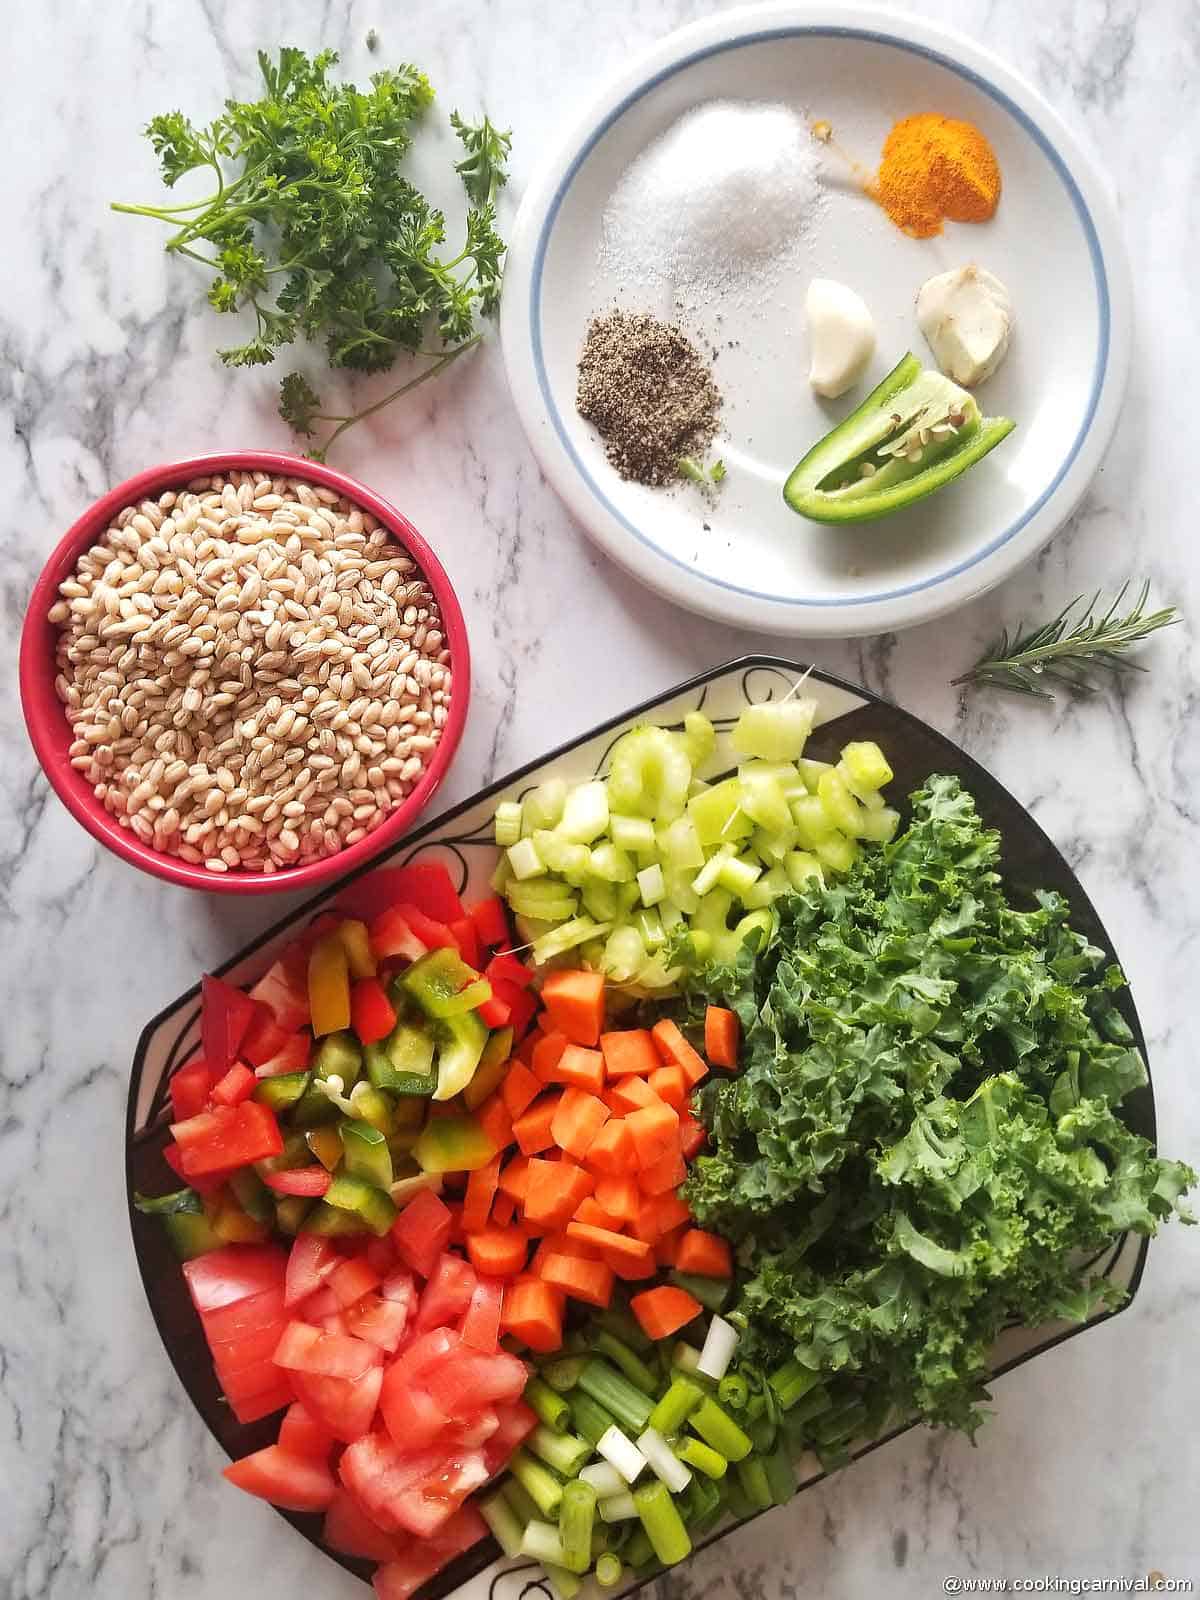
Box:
[531, 1032, 570, 1085]
[462, 1155, 502, 1235]
[476, 1093, 513, 1153]
[513, 1094, 562, 1156]
[465, 1225, 529, 1279]
[516, 1028, 543, 1068]
[637, 1142, 686, 1196]
[524, 1158, 594, 1230]
[492, 1193, 516, 1227]
[630, 1285, 703, 1340]
[704, 1005, 740, 1069]
[586, 1118, 635, 1177]
[541, 970, 606, 1048]
[498, 1155, 531, 1203]
[599, 1030, 660, 1078]
[566, 1221, 654, 1271]
[650, 1019, 709, 1087]
[603, 1247, 658, 1281]
[676, 1229, 733, 1279]
[502, 1278, 564, 1353]
[678, 1111, 707, 1161]
[574, 1195, 621, 1229]
[501, 1060, 542, 1121]
[551, 1044, 605, 1095]
[540, 1253, 614, 1309]
[646, 1064, 688, 1111]
[655, 1226, 688, 1268]
[607, 1075, 662, 1115]
[550, 1086, 610, 1161]
[530, 1232, 595, 1275]
[625, 1101, 680, 1170]
[633, 1190, 692, 1243]
[594, 1175, 640, 1226]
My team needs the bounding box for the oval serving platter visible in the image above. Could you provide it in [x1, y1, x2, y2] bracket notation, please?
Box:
[501, 3, 1132, 637]
[127, 656, 1155, 1596]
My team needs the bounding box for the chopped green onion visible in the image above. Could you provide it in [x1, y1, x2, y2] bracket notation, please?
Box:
[690, 1396, 753, 1462]
[676, 1436, 727, 1479]
[624, 1526, 657, 1570]
[595, 1306, 654, 1352]
[768, 1357, 824, 1411]
[508, 1446, 564, 1517]
[669, 1270, 730, 1313]
[637, 1426, 692, 1494]
[672, 1340, 705, 1376]
[735, 1455, 774, 1512]
[697, 1314, 739, 1381]
[501, 1475, 540, 1527]
[528, 1423, 592, 1478]
[717, 1373, 750, 1411]
[599, 1491, 638, 1522]
[559, 1479, 597, 1574]
[478, 1488, 524, 1557]
[788, 1384, 833, 1428]
[525, 1376, 571, 1432]
[633, 1480, 692, 1566]
[595, 1553, 624, 1589]
[596, 1423, 647, 1485]
[648, 1374, 704, 1437]
[762, 1438, 798, 1506]
[543, 1355, 588, 1392]
[568, 1389, 618, 1447]
[578, 1358, 654, 1434]
[579, 1461, 626, 1498]
[746, 1412, 777, 1453]
[543, 1565, 582, 1600]
[594, 1331, 659, 1395]
[520, 1518, 569, 1567]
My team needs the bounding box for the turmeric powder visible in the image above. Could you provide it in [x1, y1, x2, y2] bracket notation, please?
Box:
[872, 114, 1001, 238]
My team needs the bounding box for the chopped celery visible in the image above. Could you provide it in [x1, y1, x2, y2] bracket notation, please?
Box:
[784, 850, 824, 891]
[524, 777, 568, 832]
[737, 771, 793, 834]
[508, 836, 545, 881]
[607, 726, 692, 820]
[663, 869, 700, 915]
[731, 698, 817, 760]
[507, 884, 579, 922]
[490, 854, 513, 894]
[658, 815, 705, 870]
[687, 779, 754, 847]
[610, 814, 657, 854]
[715, 853, 762, 899]
[839, 739, 894, 793]
[816, 767, 872, 837]
[816, 832, 859, 874]
[791, 793, 839, 848]
[602, 926, 645, 982]
[583, 879, 620, 923]
[494, 800, 523, 847]
[858, 805, 901, 843]
[633, 908, 665, 950]
[636, 863, 665, 907]
[680, 710, 716, 768]
[752, 824, 798, 865]
[532, 917, 610, 966]
[798, 757, 833, 790]
[691, 845, 734, 896]
[743, 865, 790, 909]
[589, 842, 635, 883]
[534, 830, 593, 880]
[559, 780, 610, 844]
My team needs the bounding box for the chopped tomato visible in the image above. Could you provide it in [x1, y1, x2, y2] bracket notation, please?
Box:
[277, 1401, 335, 1460]
[182, 1245, 287, 1313]
[391, 1189, 453, 1279]
[343, 1292, 412, 1353]
[171, 1102, 283, 1177]
[223, 1444, 337, 1511]
[289, 1366, 383, 1444]
[460, 1276, 504, 1353]
[284, 1235, 343, 1308]
[273, 1321, 382, 1381]
[483, 1399, 538, 1475]
[249, 958, 310, 1032]
[323, 1489, 404, 1564]
[423, 1349, 528, 1418]
[415, 1253, 477, 1333]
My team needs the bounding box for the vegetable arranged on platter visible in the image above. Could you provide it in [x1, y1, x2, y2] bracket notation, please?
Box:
[783, 353, 1014, 523]
[492, 699, 899, 986]
[113, 48, 509, 459]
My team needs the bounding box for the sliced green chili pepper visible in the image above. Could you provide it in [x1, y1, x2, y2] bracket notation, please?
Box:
[784, 353, 1014, 523]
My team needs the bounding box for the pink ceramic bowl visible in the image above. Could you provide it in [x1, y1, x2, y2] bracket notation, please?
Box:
[19, 450, 471, 896]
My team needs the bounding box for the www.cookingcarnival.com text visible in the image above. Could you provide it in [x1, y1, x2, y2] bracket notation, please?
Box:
[942, 1579, 1192, 1595]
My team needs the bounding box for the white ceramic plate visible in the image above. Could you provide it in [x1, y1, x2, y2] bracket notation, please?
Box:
[501, 3, 1131, 637]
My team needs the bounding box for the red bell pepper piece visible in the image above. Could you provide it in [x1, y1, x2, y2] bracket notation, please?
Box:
[369, 905, 429, 963]
[350, 978, 397, 1046]
[262, 1166, 332, 1197]
[395, 903, 458, 952]
[239, 1006, 293, 1068]
[248, 958, 310, 1033]
[469, 897, 511, 950]
[450, 917, 484, 971]
[485, 953, 535, 991]
[336, 863, 465, 926]
[252, 1033, 311, 1079]
[210, 1062, 257, 1107]
[201, 974, 258, 1074]
[488, 977, 537, 1038]
[171, 1102, 284, 1177]
[161, 1140, 230, 1196]
[169, 1058, 213, 1122]
[477, 992, 511, 1030]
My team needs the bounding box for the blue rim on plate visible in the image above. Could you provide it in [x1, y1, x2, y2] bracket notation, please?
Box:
[530, 24, 1109, 610]
[126, 655, 1156, 1596]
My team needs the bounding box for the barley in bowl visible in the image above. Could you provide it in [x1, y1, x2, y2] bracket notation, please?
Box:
[48, 470, 452, 874]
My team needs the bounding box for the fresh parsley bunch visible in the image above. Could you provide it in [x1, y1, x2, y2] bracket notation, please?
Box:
[676, 775, 1193, 1440]
[114, 47, 510, 458]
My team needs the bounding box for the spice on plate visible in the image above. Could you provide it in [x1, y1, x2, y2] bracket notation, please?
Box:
[576, 311, 721, 487]
[49, 471, 450, 874]
[872, 113, 1001, 238]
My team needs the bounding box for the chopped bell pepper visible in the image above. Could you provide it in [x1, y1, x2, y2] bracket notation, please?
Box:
[347, 1081, 396, 1134]
[308, 932, 351, 1037]
[463, 1026, 514, 1111]
[414, 1113, 497, 1173]
[365, 1019, 436, 1096]
[201, 974, 257, 1074]
[170, 1101, 284, 1178]
[784, 353, 1015, 524]
[341, 1120, 394, 1190]
[274, 1195, 314, 1235]
[433, 1009, 489, 1101]
[350, 978, 397, 1046]
[312, 1030, 363, 1088]
[305, 1126, 345, 1172]
[253, 1071, 311, 1113]
[228, 1166, 273, 1222]
[402, 947, 492, 1019]
[212, 1192, 272, 1244]
[323, 1172, 397, 1236]
[133, 1188, 224, 1259]
[336, 918, 377, 979]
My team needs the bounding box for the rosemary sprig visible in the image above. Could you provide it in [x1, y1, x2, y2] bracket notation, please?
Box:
[954, 581, 1180, 699]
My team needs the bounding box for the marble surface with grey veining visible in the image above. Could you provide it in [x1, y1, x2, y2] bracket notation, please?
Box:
[2, 0, 1197, 1595]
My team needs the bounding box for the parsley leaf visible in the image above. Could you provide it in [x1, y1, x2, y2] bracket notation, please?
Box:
[113, 48, 509, 459]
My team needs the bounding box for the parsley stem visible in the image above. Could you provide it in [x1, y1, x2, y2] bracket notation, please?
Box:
[306, 335, 483, 461]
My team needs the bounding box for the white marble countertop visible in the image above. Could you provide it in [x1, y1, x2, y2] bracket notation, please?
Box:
[3, 0, 1197, 1595]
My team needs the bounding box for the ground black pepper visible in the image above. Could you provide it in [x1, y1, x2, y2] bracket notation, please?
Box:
[576, 310, 721, 486]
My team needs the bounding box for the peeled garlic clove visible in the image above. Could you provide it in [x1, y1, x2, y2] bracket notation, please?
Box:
[916, 265, 1013, 388]
[806, 279, 876, 399]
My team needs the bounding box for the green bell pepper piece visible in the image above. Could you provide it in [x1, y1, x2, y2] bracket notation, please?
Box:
[348, 1081, 396, 1133]
[324, 1172, 397, 1235]
[290, 1084, 341, 1128]
[229, 1167, 273, 1223]
[402, 948, 492, 1019]
[783, 353, 1015, 523]
[253, 1071, 311, 1113]
[135, 1190, 223, 1259]
[275, 1195, 314, 1235]
[415, 1113, 497, 1173]
[312, 1029, 363, 1088]
[366, 1019, 436, 1095]
[341, 1120, 394, 1190]
[433, 1009, 488, 1101]
[254, 1131, 312, 1175]
[302, 1199, 369, 1237]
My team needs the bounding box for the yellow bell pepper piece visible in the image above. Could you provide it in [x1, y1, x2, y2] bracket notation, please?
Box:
[309, 932, 351, 1037]
[337, 918, 377, 979]
[212, 1196, 271, 1244]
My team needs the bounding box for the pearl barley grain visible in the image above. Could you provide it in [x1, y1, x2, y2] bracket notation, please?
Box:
[51, 472, 450, 875]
